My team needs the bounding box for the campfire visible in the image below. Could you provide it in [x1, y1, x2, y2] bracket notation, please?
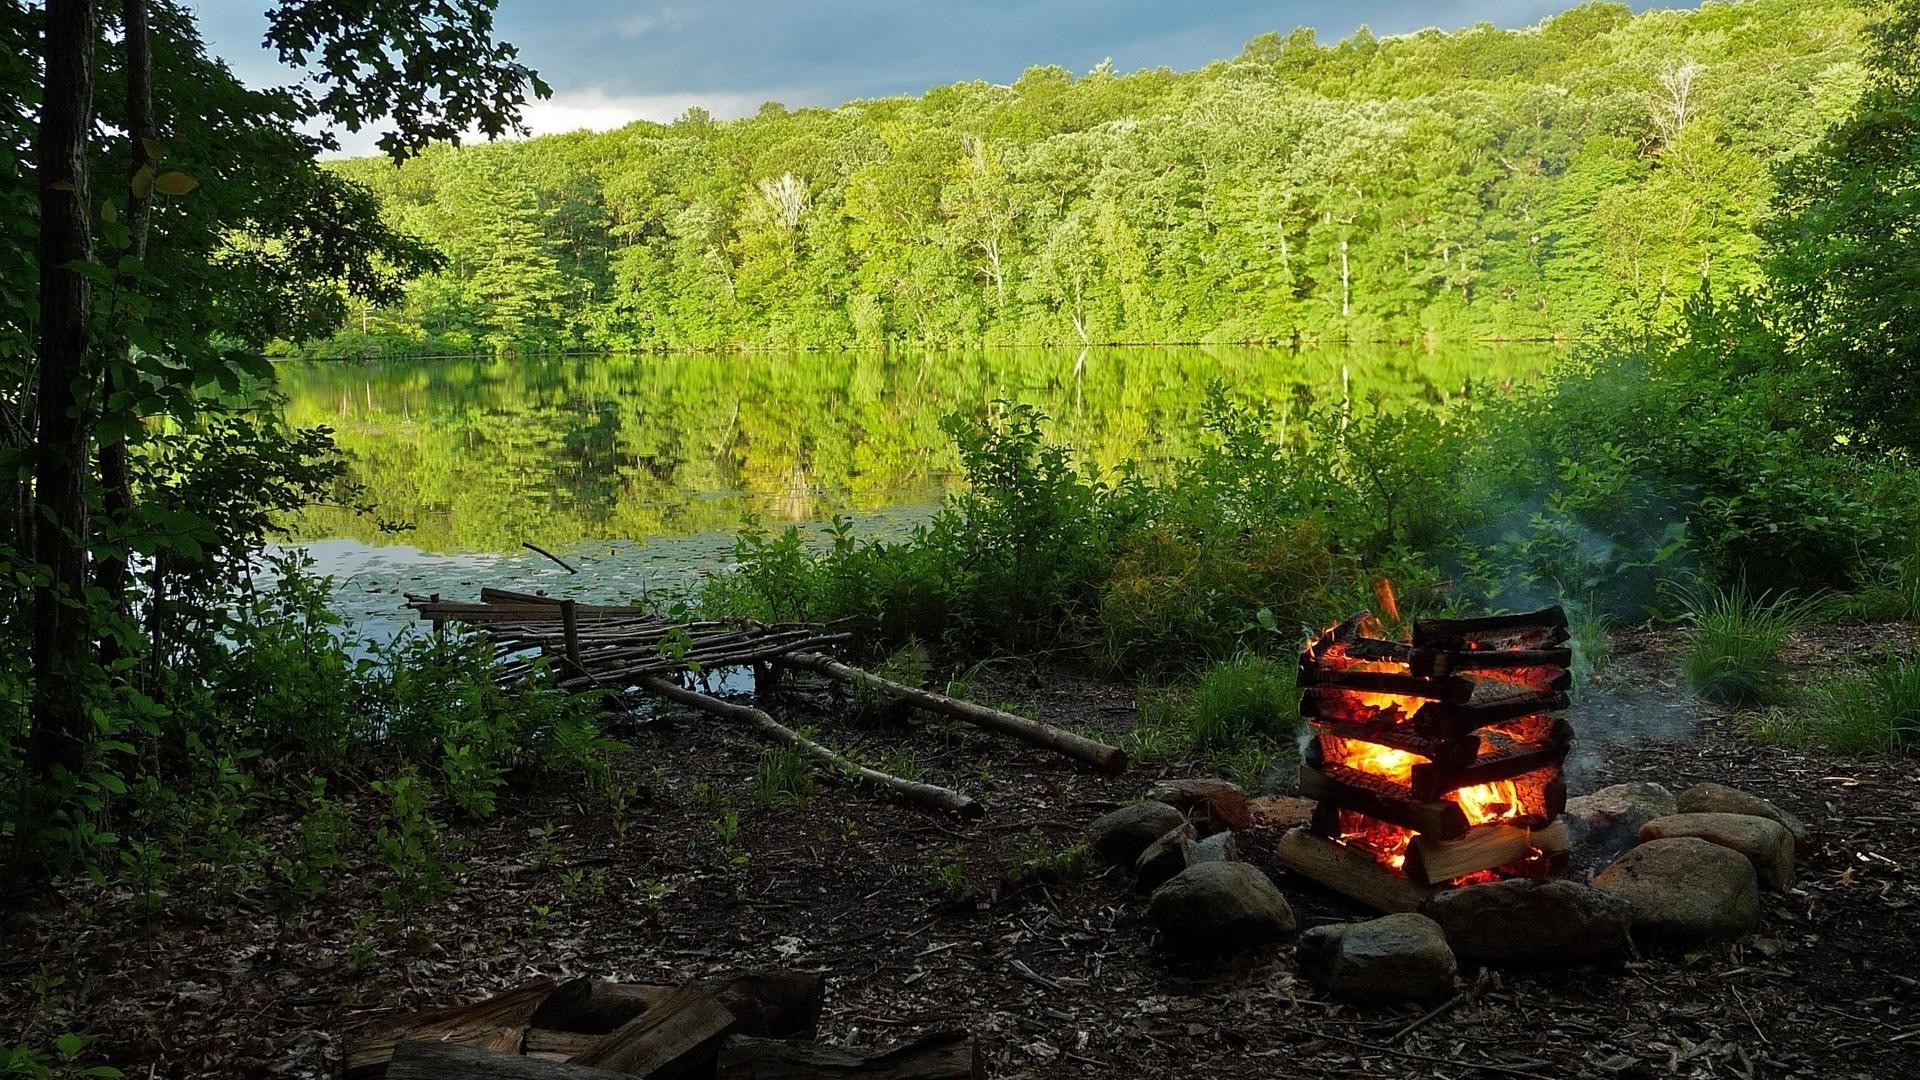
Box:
[1277, 594, 1574, 911]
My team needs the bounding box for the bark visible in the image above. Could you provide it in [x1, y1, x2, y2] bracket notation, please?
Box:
[386, 1041, 628, 1080]
[28, 0, 99, 788]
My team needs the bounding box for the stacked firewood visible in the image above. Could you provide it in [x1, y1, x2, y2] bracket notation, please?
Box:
[345, 970, 983, 1079]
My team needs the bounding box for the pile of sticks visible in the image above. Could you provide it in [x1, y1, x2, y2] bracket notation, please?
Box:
[404, 589, 1125, 818]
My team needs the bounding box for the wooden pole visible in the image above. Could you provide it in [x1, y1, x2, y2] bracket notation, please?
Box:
[784, 652, 1127, 774]
[560, 599, 582, 673]
[640, 675, 983, 818]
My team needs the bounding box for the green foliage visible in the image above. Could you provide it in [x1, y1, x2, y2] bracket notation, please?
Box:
[372, 769, 460, 921]
[1181, 652, 1300, 752]
[1004, 830, 1091, 886]
[751, 744, 815, 806]
[1750, 653, 1920, 755]
[311, 0, 1865, 354]
[927, 842, 969, 899]
[1679, 583, 1822, 706]
[0, 1033, 123, 1079]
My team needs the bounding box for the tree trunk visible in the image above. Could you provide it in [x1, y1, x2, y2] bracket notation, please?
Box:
[98, 0, 153, 668]
[28, 0, 99, 793]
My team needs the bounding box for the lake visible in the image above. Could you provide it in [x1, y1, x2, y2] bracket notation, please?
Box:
[273, 344, 1556, 635]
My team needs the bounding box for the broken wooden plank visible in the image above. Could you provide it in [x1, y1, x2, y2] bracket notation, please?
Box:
[715, 1030, 985, 1080]
[387, 1039, 627, 1080]
[574, 986, 738, 1076]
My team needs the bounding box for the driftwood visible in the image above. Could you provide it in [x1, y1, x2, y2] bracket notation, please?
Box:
[783, 651, 1127, 773]
[642, 676, 983, 818]
[388, 1041, 627, 1080]
[715, 1031, 985, 1080]
[574, 986, 738, 1075]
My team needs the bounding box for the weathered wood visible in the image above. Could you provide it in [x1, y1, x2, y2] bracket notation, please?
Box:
[347, 978, 559, 1079]
[784, 651, 1127, 773]
[532, 971, 823, 1040]
[715, 1031, 984, 1080]
[1275, 828, 1433, 914]
[1295, 667, 1476, 702]
[524, 1028, 603, 1062]
[1407, 739, 1572, 801]
[387, 1040, 627, 1080]
[1411, 605, 1568, 649]
[1298, 764, 1470, 840]
[642, 676, 983, 817]
[560, 599, 583, 673]
[574, 986, 737, 1076]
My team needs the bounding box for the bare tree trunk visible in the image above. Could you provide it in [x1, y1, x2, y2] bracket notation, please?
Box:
[29, 0, 99, 789]
[98, 0, 153, 669]
[1339, 238, 1351, 318]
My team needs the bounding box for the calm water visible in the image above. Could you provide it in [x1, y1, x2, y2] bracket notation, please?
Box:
[273, 345, 1554, 633]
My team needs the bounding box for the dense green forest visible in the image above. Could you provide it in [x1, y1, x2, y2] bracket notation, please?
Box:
[316, 0, 1869, 354]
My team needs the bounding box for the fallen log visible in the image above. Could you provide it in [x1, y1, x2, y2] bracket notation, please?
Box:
[642, 675, 983, 818]
[715, 1030, 984, 1080]
[574, 986, 738, 1075]
[530, 971, 824, 1040]
[388, 1040, 628, 1080]
[783, 651, 1127, 774]
[347, 977, 558, 1079]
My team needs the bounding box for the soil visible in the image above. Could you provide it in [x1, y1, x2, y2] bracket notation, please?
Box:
[2, 629, 1916, 1079]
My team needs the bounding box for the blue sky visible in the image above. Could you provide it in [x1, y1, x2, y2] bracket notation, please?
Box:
[190, 1, 1657, 153]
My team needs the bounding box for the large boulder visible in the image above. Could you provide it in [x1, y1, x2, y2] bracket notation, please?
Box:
[1192, 831, 1238, 864]
[1135, 823, 1196, 893]
[1593, 837, 1760, 944]
[1089, 801, 1186, 867]
[1565, 782, 1678, 867]
[1639, 812, 1796, 892]
[1423, 879, 1632, 966]
[1298, 913, 1457, 1003]
[1147, 778, 1252, 833]
[1676, 783, 1811, 853]
[1148, 862, 1296, 952]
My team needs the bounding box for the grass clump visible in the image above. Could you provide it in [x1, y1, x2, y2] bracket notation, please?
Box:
[1679, 583, 1821, 706]
[1751, 654, 1920, 755]
[1121, 653, 1300, 787]
[751, 744, 814, 806]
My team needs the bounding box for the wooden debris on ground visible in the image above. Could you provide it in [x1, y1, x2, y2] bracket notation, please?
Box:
[348, 970, 979, 1079]
[402, 589, 1126, 818]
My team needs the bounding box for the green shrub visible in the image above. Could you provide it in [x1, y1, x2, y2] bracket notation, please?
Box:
[1184, 652, 1299, 751]
[751, 744, 814, 806]
[1680, 583, 1821, 706]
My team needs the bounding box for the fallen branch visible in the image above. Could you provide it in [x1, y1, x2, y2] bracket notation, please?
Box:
[784, 651, 1127, 774]
[640, 675, 984, 818]
[522, 541, 579, 574]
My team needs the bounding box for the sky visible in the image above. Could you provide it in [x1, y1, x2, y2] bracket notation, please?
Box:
[188, 0, 1656, 155]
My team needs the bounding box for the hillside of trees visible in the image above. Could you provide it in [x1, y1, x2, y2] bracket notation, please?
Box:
[316, 0, 1869, 355]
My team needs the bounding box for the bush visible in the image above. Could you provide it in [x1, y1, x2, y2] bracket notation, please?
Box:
[1680, 583, 1822, 706]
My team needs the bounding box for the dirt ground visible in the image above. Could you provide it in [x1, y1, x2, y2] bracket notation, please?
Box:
[3, 628, 1916, 1079]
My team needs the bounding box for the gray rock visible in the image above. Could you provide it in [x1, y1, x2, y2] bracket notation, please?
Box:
[1565, 782, 1678, 867]
[1146, 778, 1251, 833]
[1639, 812, 1796, 892]
[1593, 837, 1760, 944]
[1135, 823, 1196, 893]
[1089, 801, 1186, 867]
[1677, 783, 1811, 853]
[1423, 879, 1632, 966]
[1298, 913, 1457, 1003]
[1148, 862, 1296, 951]
[1192, 831, 1238, 864]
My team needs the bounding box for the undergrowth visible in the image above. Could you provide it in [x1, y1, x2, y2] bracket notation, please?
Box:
[1679, 582, 1822, 706]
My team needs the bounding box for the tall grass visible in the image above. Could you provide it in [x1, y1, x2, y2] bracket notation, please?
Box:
[1750, 654, 1920, 755]
[1679, 582, 1822, 706]
[1121, 652, 1299, 788]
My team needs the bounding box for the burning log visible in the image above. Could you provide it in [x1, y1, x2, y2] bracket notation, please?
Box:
[1276, 828, 1432, 913]
[1404, 820, 1572, 886]
[1298, 764, 1471, 840]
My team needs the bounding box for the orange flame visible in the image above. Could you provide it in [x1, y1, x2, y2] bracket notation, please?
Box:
[1373, 578, 1401, 624]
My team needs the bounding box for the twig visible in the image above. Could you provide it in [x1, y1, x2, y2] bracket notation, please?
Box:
[1276, 1024, 1547, 1078]
[1010, 959, 1065, 992]
[1386, 990, 1468, 1045]
[521, 541, 578, 573]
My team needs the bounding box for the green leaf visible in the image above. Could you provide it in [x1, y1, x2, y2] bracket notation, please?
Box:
[140, 136, 166, 164]
[153, 171, 198, 196]
[130, 165, 153, 199]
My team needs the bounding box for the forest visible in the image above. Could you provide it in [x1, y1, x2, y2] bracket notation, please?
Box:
[315, 0, 1869, 353]
[3, 0, 1919, 1076]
